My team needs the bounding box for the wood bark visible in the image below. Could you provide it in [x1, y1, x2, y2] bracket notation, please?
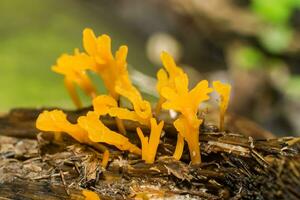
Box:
[0, 108, 299, 199]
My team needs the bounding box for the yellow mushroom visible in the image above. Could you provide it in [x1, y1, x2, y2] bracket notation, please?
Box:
[82, 28, 129, 99]
[53, 29, 130, 133]
[36, 109, 141, 167]
[155, 52, 185, 114]
[82, 190, 101, 200]
[40, 28, 235, 166]
[52, 50, 97, 108]
[90, 70, 164, 163]
[77, 111, 141, 155]
[136, 118, 164, 163]
[36, 110, 109, 168]
[213, 81, 231, 131]
[161, 73, 213, 164]
[36, 109, 90, 143]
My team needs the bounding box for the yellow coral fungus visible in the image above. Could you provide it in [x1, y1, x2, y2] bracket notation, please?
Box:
[155, 52, 185, 114]
[36, 110, 90, 144]
[53, 28, 129, 100]
[36, 110, 141, 157]
[173, 134, 185, 161]
[91, 73, 163, 163]
[92, 94, 149, 130]
[53, 28, 130, 133]
[38, 28, 235, 166]
[91, 91, 146, 123]
[88, 94, 164, 164]
[115, 75, 152, 123]
[82, 28, 129, 99]
[87, 71, 152, 127]
[173, 116, 203, 163]
[78, 111, 141, 155]
[136, 118, 164, 163]
[82, 29, 130, 134]
[213, 81, 231, 131]
[113, 75, 166, 164]
[36, 110, 111, 168]
[52, 50, 97, 108]
[101, 149, 110, 168]
[92, 95, 118, 116]
[161, 73, 213, 164]
[82, 190, 101, 200]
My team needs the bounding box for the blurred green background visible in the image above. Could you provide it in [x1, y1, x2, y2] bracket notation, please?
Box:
[1, 0, 300, 136]
[0, 0, 152, 111]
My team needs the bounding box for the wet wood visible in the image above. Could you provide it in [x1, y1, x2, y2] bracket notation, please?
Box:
[0, 180, 85, 200]
[0, 108, 299, 199]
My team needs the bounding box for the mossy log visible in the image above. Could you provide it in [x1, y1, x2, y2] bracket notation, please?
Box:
[0, 108, 299, 199]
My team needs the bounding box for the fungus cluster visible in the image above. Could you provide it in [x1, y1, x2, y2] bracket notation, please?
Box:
[36, 28, 231, 165]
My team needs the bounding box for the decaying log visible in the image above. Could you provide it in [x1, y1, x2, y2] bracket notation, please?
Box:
[0, 108, 300, 199]
[0, 180, 85, 200]
[0, 108, 274, 140]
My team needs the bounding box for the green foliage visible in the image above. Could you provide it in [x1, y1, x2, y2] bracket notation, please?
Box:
[235, 46, 264, 70]
[251, 0, 300, 53]
[251, 0, 300, 25]
[285, 75, 300, 98]
[258, 25, 293, 53]
[0, 0, 151, 111]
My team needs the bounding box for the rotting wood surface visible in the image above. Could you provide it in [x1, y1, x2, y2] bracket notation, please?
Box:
[0, 109, 300, 199]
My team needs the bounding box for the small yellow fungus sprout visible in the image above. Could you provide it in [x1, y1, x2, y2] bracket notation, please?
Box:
[52, 50, 97, 108]
[161, 74, 213, 164]
[82, 190, 101, 200]
[136, 118, 164, 163]
[155, 52, 185, 114]
[213, 81, 231, 131]
[101, 150, 110, 169]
